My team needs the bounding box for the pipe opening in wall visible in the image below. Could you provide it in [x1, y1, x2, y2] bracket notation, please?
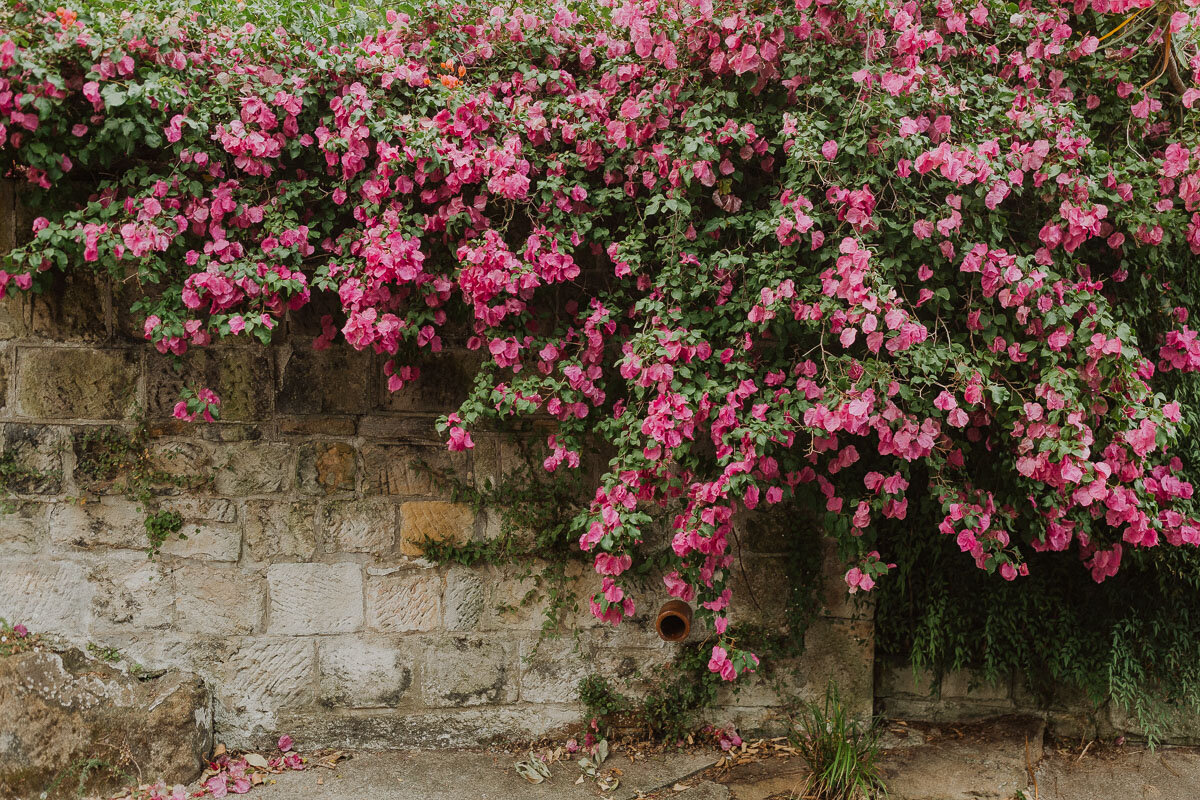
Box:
[655, 599, 693, 642]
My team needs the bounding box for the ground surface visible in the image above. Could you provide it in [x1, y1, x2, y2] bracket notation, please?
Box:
[174, 718, 1200, 800]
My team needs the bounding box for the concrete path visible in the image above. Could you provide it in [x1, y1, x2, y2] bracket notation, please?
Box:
[217, 748, 718, 800]
[171, 717, 1200, 800]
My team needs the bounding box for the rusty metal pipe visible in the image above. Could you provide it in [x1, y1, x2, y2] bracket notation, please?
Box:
[655, 599, 693, 642]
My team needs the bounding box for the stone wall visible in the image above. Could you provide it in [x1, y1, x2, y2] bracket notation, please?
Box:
[876, 659, 1200, 745]
[0, 183, 872, 749]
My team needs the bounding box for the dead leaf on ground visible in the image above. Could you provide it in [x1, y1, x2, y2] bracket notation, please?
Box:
[244, 753, 269, 769]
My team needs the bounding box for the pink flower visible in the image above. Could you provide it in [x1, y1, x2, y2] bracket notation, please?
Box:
[821, 140, 838, 160]
[12, 623, 27, 637]
[206, 774, 228, 798]
[278, 735, 293, 752]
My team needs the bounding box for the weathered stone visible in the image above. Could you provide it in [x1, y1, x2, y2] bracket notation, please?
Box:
[89, 556, 174, 630]
[318, 636, 414, 708]
[1, 424, 65, 494]
[726, 554, 792, 628]
[468, 433, 524, 491]
[322, 498, 397, 554]
[277, 415, 357, 437]
[0, 648, 212, 799]
[361, 444, 466, 496]
[298, 441, 357, 495]
[218, 638, 316, 715]
[29, 271, 111, 342]
[243, 500, 317, 562]
[175, 565, 264, 635]
[48, 498, 145, 551]
[144, 439, 213, 493]
[267, 563, 363, 635]
[275, 344, 371, 415]
[443, 567, 484, 631]
[366, 571, 442, 632]
[0, 294, 30, 341]
[212, 443, 294, 495]
[398, 501, 474, 557]
[0, 347, 9, 414]
[941, 669, 1013, 704]
[0, 501, 45, 554]
[421, 636, 516, 707]
[377, 351, 480, 414]
[162, 498, 238, 523]
[877, 662, 938, 700]
[147, 348, 273, 422]
[15, 348, 138, 420]
[158, 518, 241, 562]
[0, 180, 17, 255]
[519, 638, 596, 704]
[273, 705, 582, 749]
[0, 559, 93, 634]
[356, 415, 442, 442]
[797, 617, 874, 719]
[478, 567, 554, 632]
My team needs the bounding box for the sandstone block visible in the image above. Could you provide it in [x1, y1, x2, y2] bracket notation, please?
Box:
[267, 563, 363, 634]
[322, 498, 396, 554]
[298, 441, 357, 495]
[941, 669, 1013, 704]
[144, 439, 213, 493]
[147, 348, 272, 422]
[0, 347, 9, 414]
[175, 565, 264, 635]
[219, 638, 316, 714]
[877, 661, 938, 700]
[443, 567, 484, 631]
[29, 271, 111, 342]
[243, 500, 317, 562]
[478, 567, 553, 632]
[0, 648, 212, 799]
[273, 705, 581, 750]
[0, 559, 93, 634]
[0, 501, 46, 554]
[277, 415, 357, 437]
[361, 444, 466, 496]
[398, 501, 474, 556]
[318, 636, 414, 708]
[1, 424, 65, 494]
[519, 638, 596, 704]
[15, 348, 139, 420]
[275, 344, 371, 415]
[366, 571, 442, 632]
[158, 520, 241, 562]
[212, 442, 294, 495]
[421, 636, 516, 707]
[48, 498, 145, 552]
[356, 415, 443, 441]
[376, 350, 479, 414]
[88, 556, 174, 630]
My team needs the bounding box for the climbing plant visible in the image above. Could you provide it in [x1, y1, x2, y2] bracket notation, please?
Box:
[2, 0, 1200, 687]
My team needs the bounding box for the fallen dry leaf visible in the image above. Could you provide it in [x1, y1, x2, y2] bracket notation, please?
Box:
[244, 753, 269, 769]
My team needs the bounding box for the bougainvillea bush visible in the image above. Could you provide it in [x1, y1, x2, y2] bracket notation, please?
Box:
[3, 0, 1200, 681]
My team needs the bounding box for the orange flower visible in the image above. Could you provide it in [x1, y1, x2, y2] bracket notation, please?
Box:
[54, 7, 78, 29]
